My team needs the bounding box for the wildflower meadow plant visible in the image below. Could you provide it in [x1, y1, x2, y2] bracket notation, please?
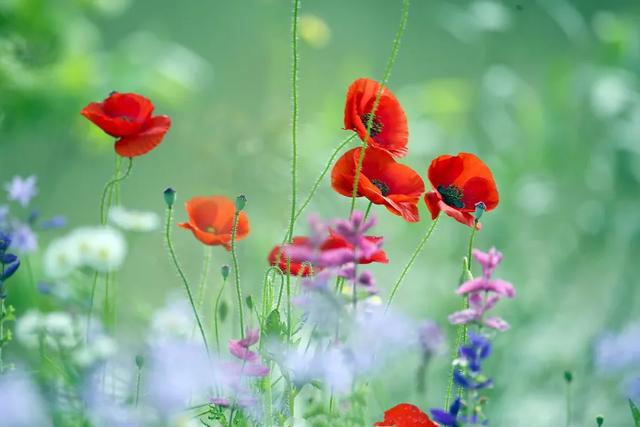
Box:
[1, 1, 637, 426]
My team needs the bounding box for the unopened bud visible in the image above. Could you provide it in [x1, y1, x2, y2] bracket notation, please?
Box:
[235, 194, 247, 211]
[245, 295, 254, 310]
[221, 265, 230, 281]
[596, 415, 604, 426]
[135, 355, 144, 369]
[564, 370, 573, 383]
[163, 188, 176, 208]
[474, 202, 486, 222]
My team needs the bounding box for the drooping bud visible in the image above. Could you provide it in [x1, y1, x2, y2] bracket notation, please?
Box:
[235, 194, 247, 211]
[221, 265, 230, 281]
[135, 355, 144, 369]
[474, 201, 486, 222]
[596, 415, 604, 426]
[163, 187, 176, 208]
[564, 370, 573, 383]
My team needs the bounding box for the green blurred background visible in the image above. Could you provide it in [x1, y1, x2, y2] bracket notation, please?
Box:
[2, 0, 640, 424]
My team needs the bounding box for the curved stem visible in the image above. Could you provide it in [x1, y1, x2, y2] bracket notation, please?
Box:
[363, 201, 373, 220]
[164, 205, 210, 357]
[385, 215, 439, 310]
[99, 157, 133, 225]
[230, 210, 245, 339]
[349, 0, 410, 215]
[292, 134, 356, 227]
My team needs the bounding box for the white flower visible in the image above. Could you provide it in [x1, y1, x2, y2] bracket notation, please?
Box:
[72, 335, 117, 368]
[70, 226, 127, 273]
[44, 226, 127, 277]
[43, 236, 81, 278]
[15, 310, 45, 348]
[108, 205, 160, 232]
[43, 312, 77, 349]
[148, 297, 195, 345]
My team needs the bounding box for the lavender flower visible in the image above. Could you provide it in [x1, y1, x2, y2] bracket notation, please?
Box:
[431, 398, 462, 427]
[418, 320, 445, 357]
[0, 231, 20, 296]
[449, 247, 515, 331]
[594, 321, 640, 374]
[0, 371, 51, 427]
[5, 175, 37, 207]
[8, 222, 37, 254]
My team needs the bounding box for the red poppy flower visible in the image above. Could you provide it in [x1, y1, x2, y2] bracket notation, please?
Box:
[331, 147, 424, 222]
[344, 78, 409, 158]
[81, 92, 171, 158]
[375, 403, 438, 427]
[268, 232, 388, 276]
[424, 152, 499, 229]
[178, 196, 249, 250]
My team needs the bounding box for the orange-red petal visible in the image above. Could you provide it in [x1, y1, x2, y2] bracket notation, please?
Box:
[81, 92, 154, 137]
[331, 147, 424, 222]
[374, 403, 438, 427]
[178, 196, 249, 250]
[344, 78, 409, 158]
[114, 115, 171, 158]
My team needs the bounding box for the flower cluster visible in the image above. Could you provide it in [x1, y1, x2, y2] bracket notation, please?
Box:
[329, 78, 500, 226]
[1, 175, 65, 254]
[43, 226, 127, 278]
[449, 247, 515, 331]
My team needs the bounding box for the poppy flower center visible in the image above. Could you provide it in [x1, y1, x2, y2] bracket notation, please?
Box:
[371, 179, 390, 196]
[360, 113, 383, 137]
[205, 226, 217, 233]
[437, 185, 464, 209]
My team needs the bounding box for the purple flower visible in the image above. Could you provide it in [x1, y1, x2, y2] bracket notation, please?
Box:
[431, 397, 462, 427]
[449, 247, 515, 331]
[40, 215, 66, 230]
[594, 321, 640, 374]
[5, 175, 37, 207]
[418, 320, 444, 356]
[9, 222, 37, 254]
[228, 328, 261, 362]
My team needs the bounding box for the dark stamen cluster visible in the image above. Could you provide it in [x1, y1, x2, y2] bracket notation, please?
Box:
[371, 179, 390, 196]
[360, 113, 384, 138]
[437, 185, 464, 209]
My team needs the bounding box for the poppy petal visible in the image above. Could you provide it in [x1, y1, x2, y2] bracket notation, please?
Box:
[344, 78, 409, 158]
[115, 115, 171, 157]
[375, 403, 438, 427]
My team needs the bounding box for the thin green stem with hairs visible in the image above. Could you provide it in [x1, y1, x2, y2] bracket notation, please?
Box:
[386, 215, 440, 310]
[213, 273, 228, 354]
[349, 0, 410, 215]
[99, 157, 133, 225]
[192, 246, 212, 339]
[230, 209, 245, 340]
[164, 203, 210, 357]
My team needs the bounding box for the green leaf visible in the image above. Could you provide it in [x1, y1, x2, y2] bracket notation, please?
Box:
[630, 399, 640, 426]
[264, 309, 283, 340]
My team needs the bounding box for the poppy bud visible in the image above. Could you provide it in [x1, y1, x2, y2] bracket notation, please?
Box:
[221, 265, 230, 281]
[135, 355, 144, 369]
[163, 188, 176, 208]
[245, 295, 254, 310]
[596, 415, 604, 426]
[474, 202, 486, 222]
[564, 370, 573, 383]
[235, 194, 247, 212]
[219, 300, 229, 322]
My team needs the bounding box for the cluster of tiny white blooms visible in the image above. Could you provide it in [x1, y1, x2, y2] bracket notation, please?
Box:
[15, 310, 116, 367]
[148, 296, 196, 345]
[16, 310, 77, 349]
[108, 205, 160, 232]
[43, 226, 127, 278]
